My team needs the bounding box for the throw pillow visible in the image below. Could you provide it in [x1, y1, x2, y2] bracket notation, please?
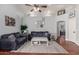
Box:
[15, 33, 20, 38]
[45, 33, 48, 36]
[8, 35, 16, 41]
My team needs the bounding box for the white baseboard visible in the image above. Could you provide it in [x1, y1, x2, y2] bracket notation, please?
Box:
[71, 41, 79, 46]
[74, 42, 79, 46]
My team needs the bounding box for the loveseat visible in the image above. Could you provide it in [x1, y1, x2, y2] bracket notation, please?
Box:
[28, 31, 50, 41]
[0, 32, 27, 50]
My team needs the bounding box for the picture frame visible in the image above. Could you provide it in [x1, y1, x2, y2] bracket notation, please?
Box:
[69, 9, 75, 18]
[5, 16, 15, 26]
[57, 9, 65, 16]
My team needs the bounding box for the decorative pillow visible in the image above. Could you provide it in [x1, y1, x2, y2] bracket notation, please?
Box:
[15, 33, 20, 38]
[8, 35, 16, 41]
[1, 34, 11, 39]
[31, 33, 37, 37]
[45, 33, 48, 36]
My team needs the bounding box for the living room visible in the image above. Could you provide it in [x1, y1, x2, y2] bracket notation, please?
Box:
[0, 4, 79, 55]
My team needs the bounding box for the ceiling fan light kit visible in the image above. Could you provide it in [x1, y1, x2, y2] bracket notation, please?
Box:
[25, 4, 47, 12]
[25, 4, 52, 16]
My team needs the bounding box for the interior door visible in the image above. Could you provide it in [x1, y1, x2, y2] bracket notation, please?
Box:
[69, 18, 76, 42]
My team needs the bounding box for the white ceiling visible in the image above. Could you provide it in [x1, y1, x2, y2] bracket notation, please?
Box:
[15, 4, 76, 15]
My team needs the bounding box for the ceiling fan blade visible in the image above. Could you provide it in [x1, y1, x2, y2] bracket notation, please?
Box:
[34, 4, 39, 7]
[39, 10, 41, 12]
[30, 9, 34, 12]
[40, 5, 47, 8]
[25, 4, 32, 6]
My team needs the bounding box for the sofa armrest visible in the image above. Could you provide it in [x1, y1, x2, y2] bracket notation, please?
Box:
[0, 38, 16, 50]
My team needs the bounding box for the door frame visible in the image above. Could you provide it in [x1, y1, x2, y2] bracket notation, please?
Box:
[56, 20, 68, 40]
[57, 21, 65, 37]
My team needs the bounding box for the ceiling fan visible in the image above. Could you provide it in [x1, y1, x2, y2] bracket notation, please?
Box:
[25, 4, 47, 12]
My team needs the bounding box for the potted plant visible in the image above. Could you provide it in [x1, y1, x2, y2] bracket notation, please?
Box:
[21, 25, 28, 33]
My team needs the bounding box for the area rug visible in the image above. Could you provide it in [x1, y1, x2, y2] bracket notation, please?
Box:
[11, 41, 68, 54]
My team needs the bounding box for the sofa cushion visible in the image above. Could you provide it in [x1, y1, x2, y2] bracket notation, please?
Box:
[16, 37, 26, 44]
[1, 34, 11, 39]
[45, 32, 48, 36]
[31, 31, 49, 37]
[8, 35, 16, 41]
[14, 32, 21, 38]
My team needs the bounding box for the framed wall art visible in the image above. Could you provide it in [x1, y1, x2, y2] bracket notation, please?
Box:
[69, 9, 75, 18]
[57, 9, 65, 16]
[5, 16, 15, 26]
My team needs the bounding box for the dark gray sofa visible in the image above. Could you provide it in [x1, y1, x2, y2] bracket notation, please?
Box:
[28, 31, 50, 41]
[0, 32, 27, 50]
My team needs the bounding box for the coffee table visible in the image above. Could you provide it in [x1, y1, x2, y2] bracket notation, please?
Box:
[31, 37, 48, 46]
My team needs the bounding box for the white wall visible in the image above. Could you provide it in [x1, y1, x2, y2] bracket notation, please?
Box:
[22, 15, 56, 33]
[0, 5, 23, 35]
[75, 5, 79, 45]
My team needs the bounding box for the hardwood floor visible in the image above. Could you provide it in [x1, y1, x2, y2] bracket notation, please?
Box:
[60, 41, 79, 55]
[0, 41, 79, 55]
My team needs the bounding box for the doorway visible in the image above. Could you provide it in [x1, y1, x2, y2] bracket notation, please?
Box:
[57, 21, 65, 37]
